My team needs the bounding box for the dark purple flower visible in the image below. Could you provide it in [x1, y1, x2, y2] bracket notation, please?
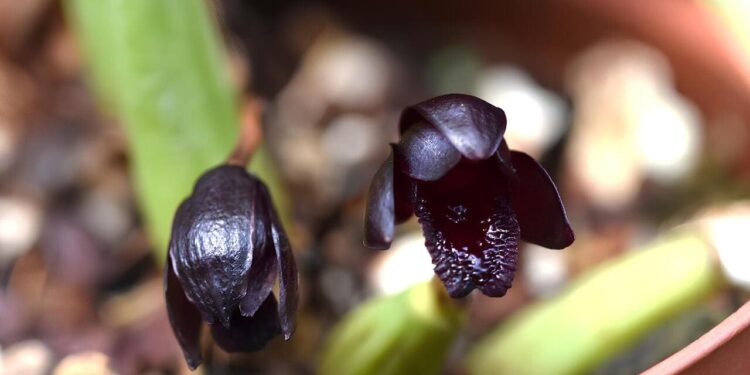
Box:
[364, 94, 574, 298]
[164, 165, 297, 370]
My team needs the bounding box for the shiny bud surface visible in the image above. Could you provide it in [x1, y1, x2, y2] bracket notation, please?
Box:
[164, 165, 297, 370]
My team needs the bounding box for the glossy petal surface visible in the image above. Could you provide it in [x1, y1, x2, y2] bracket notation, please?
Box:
[165, 254, 203, 370]
[510, 151, 574, 249]
[364, 153, 396, 249]
[364, 150, 416, 250]
[400, 94, 506, 161]
[395, 122, 461, 181]
[210, 294, 281, 352]
[393, 156, 415, 224]
[260, 183, 298, 340]
[165, 164, 299, 369]
[169, 166, 270, 327]
[239, 243, 277, 318]
[415, 159, 520, 298]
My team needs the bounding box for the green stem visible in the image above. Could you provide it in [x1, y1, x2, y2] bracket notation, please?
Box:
[467, 230, 726, 375]
[66, 0, 288, 260]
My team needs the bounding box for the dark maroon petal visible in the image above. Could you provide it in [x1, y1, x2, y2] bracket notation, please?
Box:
[239, 241, 277, 318]
[400, 94, 506, 161]
[363, 153, 395, 249]
[364, 149, 416, 250]
[394, 158, 415, 224]
[169, 166, 269, 327]
[165, 254, 203, 370]
[394, 122, 461, 181]
[510, 151, 574, 249]
[495, 139, 516, 179]
[210, 295, 281, 353]
[414, 159, 520, 298]
[259, 183, 298, 340]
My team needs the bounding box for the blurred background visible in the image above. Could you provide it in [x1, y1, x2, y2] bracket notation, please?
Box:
[1, 0, 750, 374]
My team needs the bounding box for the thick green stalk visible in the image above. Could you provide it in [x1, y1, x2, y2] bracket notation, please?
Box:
[467, 230, 725, 375]
[320, 280, 465, 375]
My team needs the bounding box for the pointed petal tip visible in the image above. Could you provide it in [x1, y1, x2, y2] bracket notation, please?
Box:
[527, 220, 575, 251]
[279, 305, 296, 340]
[363, 220, 393, 249]
[550, 226, 576, 250]
[283, 330, 293, 341]
[239, 305, 257, 318]
[363, 222, 393, 249]
[363, 238, 392, 250]
[165, 254, 204, 371]
[185, 356, 202, 371]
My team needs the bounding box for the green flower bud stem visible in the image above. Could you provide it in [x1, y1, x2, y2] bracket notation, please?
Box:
[320, 280, 465, 375]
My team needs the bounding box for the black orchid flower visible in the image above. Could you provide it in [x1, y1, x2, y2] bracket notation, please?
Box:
[364, 94, 574, 299]
[164, 165, 297, 370]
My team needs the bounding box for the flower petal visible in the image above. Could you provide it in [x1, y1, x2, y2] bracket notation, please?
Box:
[496, 139, 516, 179]
[394, 122, 461, 181]
[400, 94, 506, 160]
[239, 238, 277, 318]
[169, 167, 266, 327]
[259, 183, 298, 340]
[210, 294, 281, 353]
[394, 160, 416, 225]
[364, 153, 394, 249]
[510, 151, 574, 249]
[364, 150, 415, 249]
[165, 254, 203, 370]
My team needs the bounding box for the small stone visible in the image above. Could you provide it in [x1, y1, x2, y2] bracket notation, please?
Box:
[368, 232, 435, 296]
[1, 340, 54, 375]
[522, 243, 569, 298]
[0, 196, 41, 267]
[52, 351, 115, 375]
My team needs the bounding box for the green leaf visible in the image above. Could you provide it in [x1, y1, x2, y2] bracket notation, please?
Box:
[467, 230, 725, 375]
[66, 0, 288, 260]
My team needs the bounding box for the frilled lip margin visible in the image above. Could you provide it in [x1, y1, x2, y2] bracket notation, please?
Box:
[164, 166, 298, 370]
[364, 94, 574, 297]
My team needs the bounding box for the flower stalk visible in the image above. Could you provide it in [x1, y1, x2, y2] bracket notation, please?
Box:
[467, 228, 726, 375]
[320, 279, 465, 375]
[227, 98, 264, 167]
